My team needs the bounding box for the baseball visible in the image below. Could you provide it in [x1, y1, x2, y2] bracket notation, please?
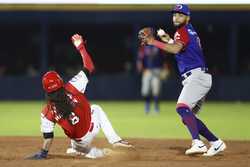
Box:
[157, 29, 166, 36]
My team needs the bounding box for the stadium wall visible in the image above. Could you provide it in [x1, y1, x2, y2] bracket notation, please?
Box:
[0, 8, 249, 101]
[0, 75, 250, 101]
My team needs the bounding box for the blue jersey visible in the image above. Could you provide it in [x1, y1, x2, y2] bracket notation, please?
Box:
[174, 23, 206, 74]
[138, 45, 164, 69]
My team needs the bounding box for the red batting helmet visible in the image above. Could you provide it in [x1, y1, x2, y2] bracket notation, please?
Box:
[42, 71, 64, 93]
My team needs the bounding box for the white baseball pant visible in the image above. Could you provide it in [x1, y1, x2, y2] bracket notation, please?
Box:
[141, 69, 161, 97]
[70, 104, 122, 150]
[177, 68, 212, 110]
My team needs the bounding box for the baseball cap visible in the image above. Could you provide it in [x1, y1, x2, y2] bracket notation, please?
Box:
[42, 71, 64, 93]
[171, 4, 190, 16]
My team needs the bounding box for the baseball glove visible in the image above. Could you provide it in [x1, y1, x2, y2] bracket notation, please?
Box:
[138, 27, 154, 46]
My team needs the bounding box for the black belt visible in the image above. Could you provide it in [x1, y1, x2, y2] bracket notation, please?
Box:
[181, 68, 208, 80]
[181, 71, 192, 80]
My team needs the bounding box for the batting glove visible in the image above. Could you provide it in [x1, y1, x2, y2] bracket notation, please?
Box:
[26, 149, 48, 160]
[71, 34, 85, 50]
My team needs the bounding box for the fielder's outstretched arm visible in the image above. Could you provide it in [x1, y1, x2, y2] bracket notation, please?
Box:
[139, 28, 184, 54]
[71, 34, 95, 76]
[149, 39, 184, 54]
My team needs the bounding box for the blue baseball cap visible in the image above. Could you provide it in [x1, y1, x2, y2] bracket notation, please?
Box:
[171, 4, 190, 16]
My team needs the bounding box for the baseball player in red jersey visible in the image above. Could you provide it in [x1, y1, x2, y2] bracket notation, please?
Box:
[27, 34, 132, 160]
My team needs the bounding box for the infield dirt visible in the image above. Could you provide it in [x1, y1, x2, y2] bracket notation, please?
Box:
[0, 137, 249, 167]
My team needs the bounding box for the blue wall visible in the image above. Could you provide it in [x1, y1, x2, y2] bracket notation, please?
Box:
[0, 74, 249, 101]
[0, 10, 249, 101]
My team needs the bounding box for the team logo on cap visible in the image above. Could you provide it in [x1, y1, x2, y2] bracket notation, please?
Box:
[175, 4, 183, 10]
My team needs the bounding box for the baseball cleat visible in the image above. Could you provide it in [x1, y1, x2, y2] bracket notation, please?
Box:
[85, 147, 106, 159]
[66, 147, 76, 154]
[185, 139, 207, 155]
[113, 140, 133, 148]
[203, 139, 226, 156]
[66, 147, 84, 155]
[103, 148, 115, 156]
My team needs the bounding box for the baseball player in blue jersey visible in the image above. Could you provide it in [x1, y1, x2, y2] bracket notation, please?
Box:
[139, 4, 226, 156]
[137, 45, 168, 114]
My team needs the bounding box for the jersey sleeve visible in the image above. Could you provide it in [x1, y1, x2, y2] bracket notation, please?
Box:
[41, 105, 55, 133]
[68, 70, 89, 94]
[174, 27, 189, 47]
[41, 115, 55, 133]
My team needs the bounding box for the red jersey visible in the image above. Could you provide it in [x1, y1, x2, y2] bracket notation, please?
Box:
[41, 71, 91, 139]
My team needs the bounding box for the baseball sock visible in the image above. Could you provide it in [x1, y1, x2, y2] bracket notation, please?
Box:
[176, 107, 200, 140]
[144, 96, 150, 114]
[196, 118, 218, 142]
[153, 96, 159, 112]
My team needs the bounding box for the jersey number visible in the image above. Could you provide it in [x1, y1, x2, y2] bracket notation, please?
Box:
[70, 112, 79, 125]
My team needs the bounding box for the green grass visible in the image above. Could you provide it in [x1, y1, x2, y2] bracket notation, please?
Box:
[0, 101, 249, 140]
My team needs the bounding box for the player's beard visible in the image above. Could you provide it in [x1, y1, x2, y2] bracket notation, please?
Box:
[173, 17, 189, 29]
[174, 21, 186, 29]
[46, 88, 73, 120]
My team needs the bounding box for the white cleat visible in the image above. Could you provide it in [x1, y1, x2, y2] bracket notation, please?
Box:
[85, 147, 106, 159]
[66, 148, 84, 155]
[203, 139, 226, 156]
[185, 139, 207, 155]
[113, 140, 134, 148]
[66, 147, 76, 154]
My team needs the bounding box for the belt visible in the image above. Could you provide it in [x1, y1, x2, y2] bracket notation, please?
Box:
[181, 67, 208, 80]
[181, 71, 192, 80]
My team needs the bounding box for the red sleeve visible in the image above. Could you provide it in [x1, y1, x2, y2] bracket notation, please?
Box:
[41, 104, 56, 122]
[65, 82, 81, 95]
[174, 26, 189, 47]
